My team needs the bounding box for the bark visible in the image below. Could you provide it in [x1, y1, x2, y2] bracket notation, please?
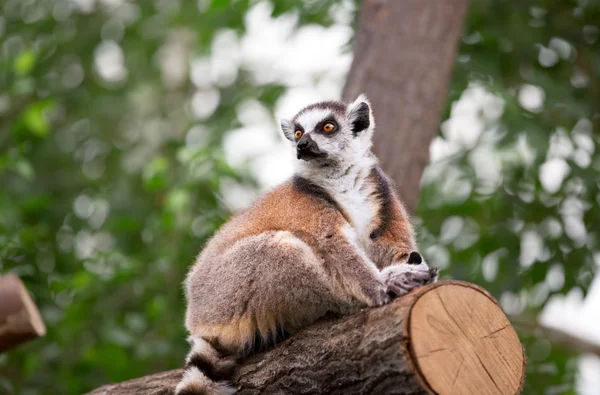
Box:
[343, 0, 470, 213]
[0, 274, 46, 353]
[86, 281, 525, 395]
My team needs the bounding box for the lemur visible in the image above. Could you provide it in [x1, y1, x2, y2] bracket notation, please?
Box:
[176, 94, 438, 395]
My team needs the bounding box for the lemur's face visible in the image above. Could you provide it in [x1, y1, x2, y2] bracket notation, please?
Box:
[280, 95, 374, 165]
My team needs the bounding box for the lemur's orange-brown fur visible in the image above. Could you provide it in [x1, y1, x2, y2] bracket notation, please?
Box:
[186, 172, 415, 353]
[209, 173, 414, 263]
[176, 95, 437, 395]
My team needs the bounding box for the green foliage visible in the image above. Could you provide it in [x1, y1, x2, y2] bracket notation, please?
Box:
[0, 0, 598, 394]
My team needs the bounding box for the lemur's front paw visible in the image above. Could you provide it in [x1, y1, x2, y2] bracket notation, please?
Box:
[366, 282, 391, 306]
[382, 262, 438, 298]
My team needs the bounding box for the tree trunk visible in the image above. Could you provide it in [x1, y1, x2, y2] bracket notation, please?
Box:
[0, 274, 46, 353]
[86, 281, 525, 395]
[343, 0, 470, 213]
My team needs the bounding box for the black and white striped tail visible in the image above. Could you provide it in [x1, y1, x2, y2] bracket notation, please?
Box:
[175, 336, 236, 395]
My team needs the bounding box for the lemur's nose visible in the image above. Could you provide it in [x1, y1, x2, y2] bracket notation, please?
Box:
[407, 251, 422, 264]
[297, 135, 312, 150]
[297, 139, 309, 150]
[296, 134, 326, 161]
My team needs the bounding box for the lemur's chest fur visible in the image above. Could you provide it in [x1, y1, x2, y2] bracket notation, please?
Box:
[330, 170, 378, 241]
[309, 158, 381, 244]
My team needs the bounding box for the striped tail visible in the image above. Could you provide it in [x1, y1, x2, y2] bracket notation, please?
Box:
[175, 336, 237, 395]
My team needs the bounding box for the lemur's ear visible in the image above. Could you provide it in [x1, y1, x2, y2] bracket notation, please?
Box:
[347, 94, 372, 136]
[280, 119, 295, 141]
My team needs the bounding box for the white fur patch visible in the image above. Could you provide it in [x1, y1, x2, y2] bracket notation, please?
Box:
[346, 93, 369, 116]
[337, 190, 376, 240]
[176, 366, 212, 393]
[280, 118, 295, 141]
[382, 261, 430, 277]
[304, 151, 377, 243]
[175, 366, 236, 395]
[296, 109, 331, 133]
[187, 336, 218, 364]
[296, 153, 379, 245]
[333, 157, 377, 239]
[273, 231, 309, 249]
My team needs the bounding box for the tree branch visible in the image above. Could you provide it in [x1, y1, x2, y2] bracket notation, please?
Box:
[0, 274, 46, 353]
[86, 281, 525, 395]
[511, 315, 600, 358]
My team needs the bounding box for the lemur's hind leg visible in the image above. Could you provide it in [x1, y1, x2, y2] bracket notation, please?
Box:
[177, 231, 342, 395]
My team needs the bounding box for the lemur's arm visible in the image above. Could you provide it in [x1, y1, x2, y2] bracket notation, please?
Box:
[319, 226, 389, 307]
[367, 167, 420, 269]
[365, 168, 438, 296]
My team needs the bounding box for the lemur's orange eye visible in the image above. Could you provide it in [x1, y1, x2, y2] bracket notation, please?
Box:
[323, 122, 335, 132]
[294, 130, 303, 139]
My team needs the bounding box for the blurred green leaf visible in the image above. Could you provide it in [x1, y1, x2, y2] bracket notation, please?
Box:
[21, 100, 54, 138]
[166, 189, 191, 212]
[14, 50, 36, 76]
[12, 158, 35, 180]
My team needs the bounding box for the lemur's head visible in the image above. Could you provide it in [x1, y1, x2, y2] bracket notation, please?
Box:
[280, 94, 374, 167]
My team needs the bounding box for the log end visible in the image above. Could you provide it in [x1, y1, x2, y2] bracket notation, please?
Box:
[406, 281, 525, 395]
[0, 274, 47, 353]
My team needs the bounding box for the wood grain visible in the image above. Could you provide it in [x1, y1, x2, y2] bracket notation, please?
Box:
[408, 282, 525, 395]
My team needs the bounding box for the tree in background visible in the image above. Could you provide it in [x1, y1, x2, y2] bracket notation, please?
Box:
[344, 0, 470, 213]
[0, 0, 598, 394]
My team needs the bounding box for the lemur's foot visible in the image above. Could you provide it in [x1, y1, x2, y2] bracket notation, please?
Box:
[382, 262, 438, 298]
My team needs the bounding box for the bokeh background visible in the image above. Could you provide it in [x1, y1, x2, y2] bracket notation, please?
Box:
[1, 0, 599, 394]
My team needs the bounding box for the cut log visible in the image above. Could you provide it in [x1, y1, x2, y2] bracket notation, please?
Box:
[0, 274, 46, 353]
[86, 281, 525, 395]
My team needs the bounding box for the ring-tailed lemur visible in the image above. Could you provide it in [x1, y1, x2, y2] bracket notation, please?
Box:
[176, 94, 438, 395]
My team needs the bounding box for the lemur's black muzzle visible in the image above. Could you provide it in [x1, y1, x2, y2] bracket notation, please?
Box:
[296, 134, 328, 161]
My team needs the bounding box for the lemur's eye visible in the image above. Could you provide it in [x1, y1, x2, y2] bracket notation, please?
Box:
[323, 122, 335, 133]
[294, 130, 303, 139]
